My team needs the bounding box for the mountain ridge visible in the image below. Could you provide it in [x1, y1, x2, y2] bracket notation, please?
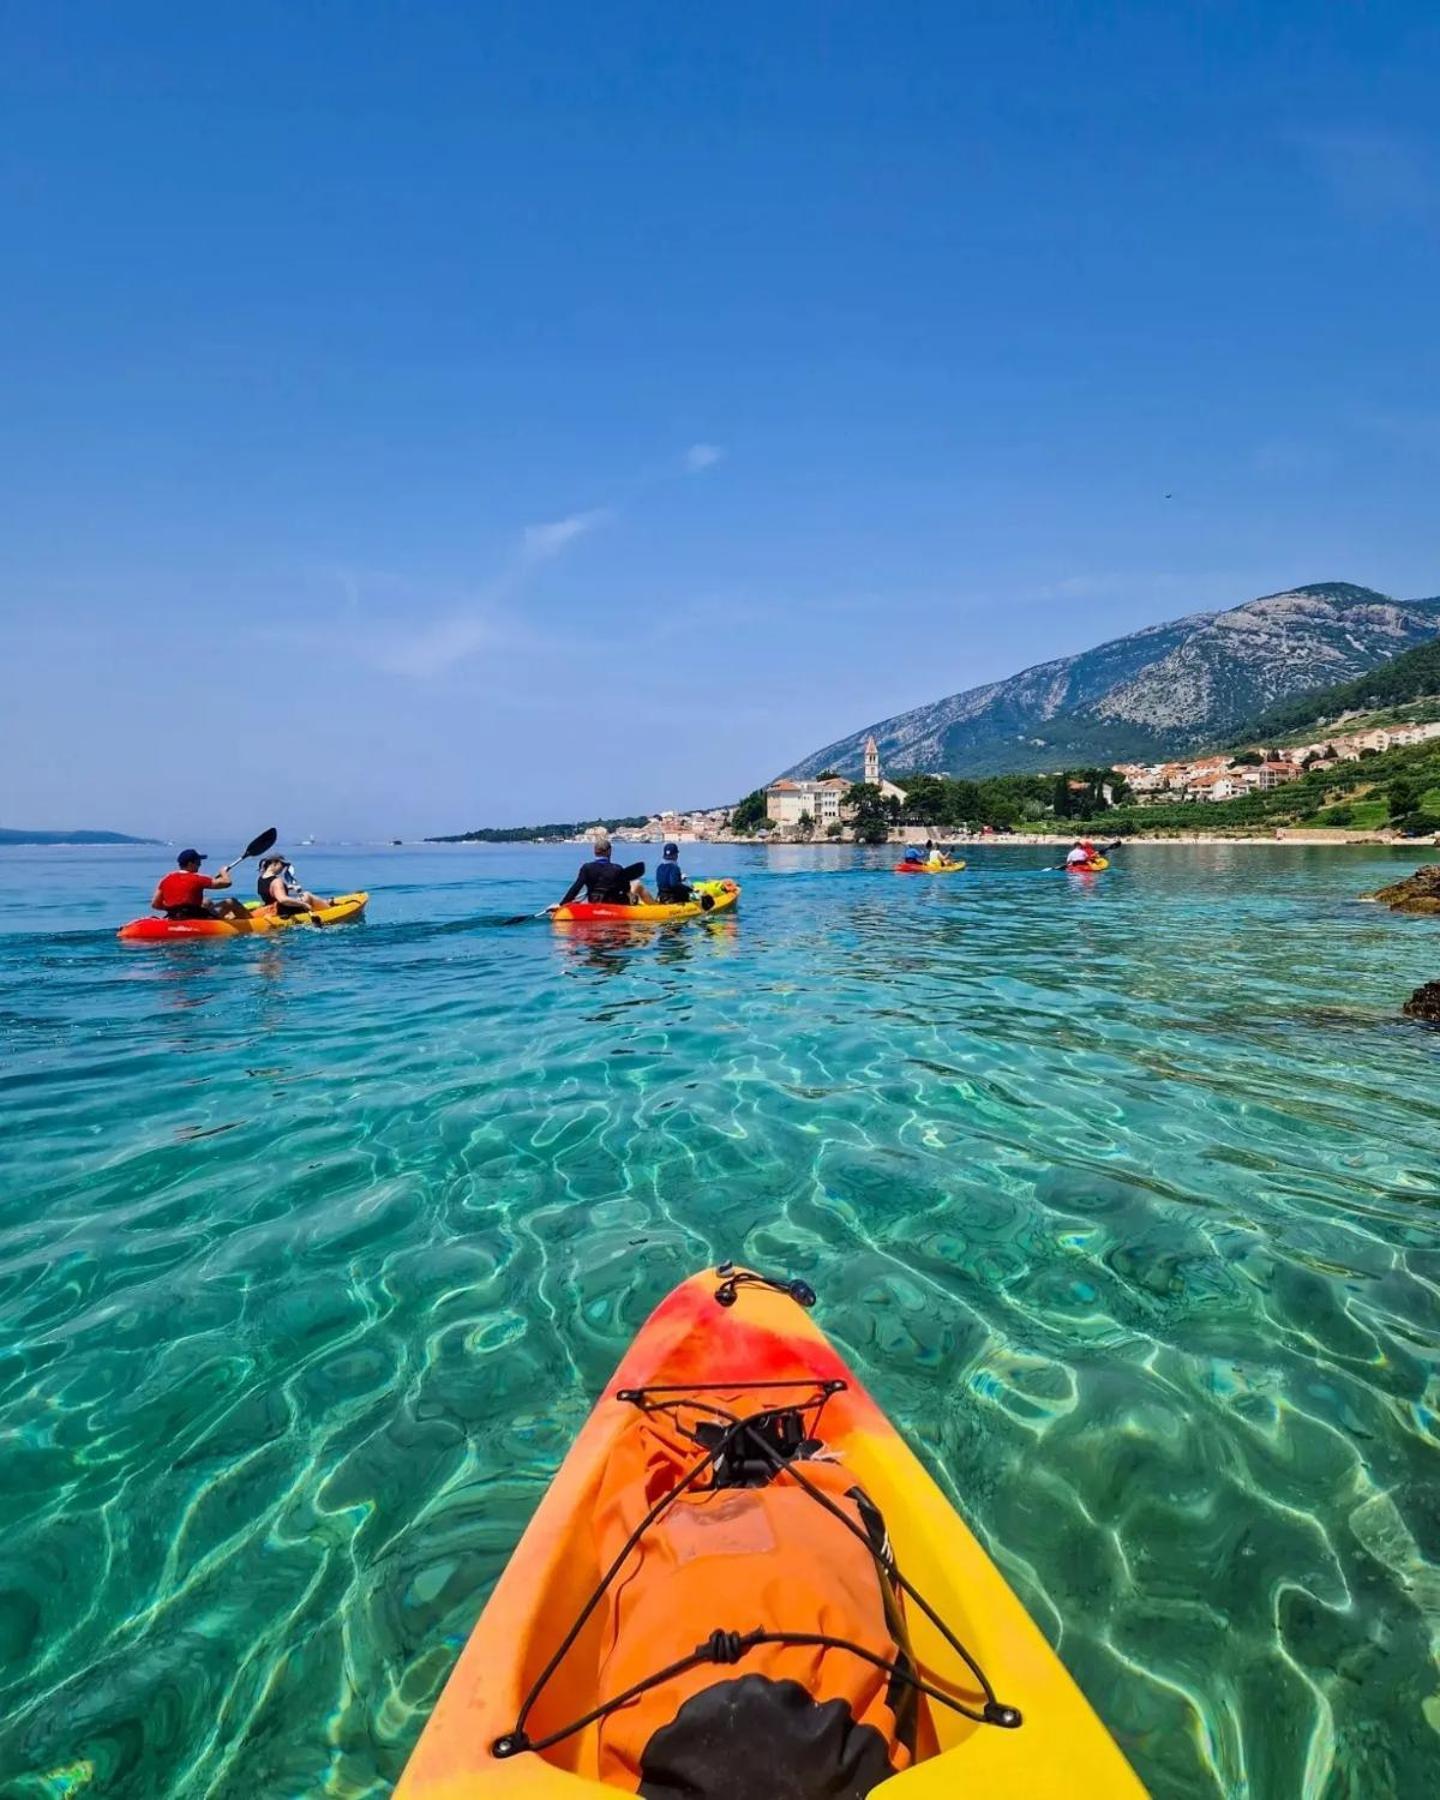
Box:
[1225, 624, 1440, 743]
[781, 583, 1440, 780]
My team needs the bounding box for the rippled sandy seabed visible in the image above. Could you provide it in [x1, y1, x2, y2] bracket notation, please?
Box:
[1, 841, 1438, 1799]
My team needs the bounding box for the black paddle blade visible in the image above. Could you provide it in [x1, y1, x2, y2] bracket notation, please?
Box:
[240, 827, 278, 862]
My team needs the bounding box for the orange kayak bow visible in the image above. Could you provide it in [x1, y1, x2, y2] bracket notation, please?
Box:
[395, 1267, 1145, 1798]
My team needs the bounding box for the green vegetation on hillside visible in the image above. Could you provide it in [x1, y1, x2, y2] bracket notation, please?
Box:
[1257, 697, 1440, 755]
[728, 790, 768, 835]
[1057, 733, 1440, 838]
[843, 783, 890, 844]
[1233, 631, 1440, 742]
[428, 816, 649, 844]
[890, 768, 1141, 830]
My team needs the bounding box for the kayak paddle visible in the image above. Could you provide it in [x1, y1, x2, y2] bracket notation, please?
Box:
[227, 826, 278, 869]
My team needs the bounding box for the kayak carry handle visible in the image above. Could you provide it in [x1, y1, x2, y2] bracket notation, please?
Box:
[714, 1265, 817, 1309]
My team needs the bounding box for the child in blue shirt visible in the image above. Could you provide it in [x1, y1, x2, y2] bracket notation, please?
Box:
[655, 843, 694, 904]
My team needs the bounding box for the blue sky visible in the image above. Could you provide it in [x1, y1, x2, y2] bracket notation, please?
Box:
[2, 2, 1437, 839]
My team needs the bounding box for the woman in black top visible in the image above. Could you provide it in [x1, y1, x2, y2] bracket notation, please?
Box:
[257, 855, 326, 916]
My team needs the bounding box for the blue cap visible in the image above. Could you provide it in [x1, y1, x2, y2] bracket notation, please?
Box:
[662, 842, 679, 858]
[178, 848, 205, 865]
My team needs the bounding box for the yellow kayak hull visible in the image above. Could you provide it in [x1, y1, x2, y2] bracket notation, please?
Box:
[551, 878, 740, 924]
[394, 1269, 1146, 1798]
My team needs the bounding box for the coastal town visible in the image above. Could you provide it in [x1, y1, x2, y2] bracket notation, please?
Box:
[1113, 717, 1440, 803]
[615, 718, 1440, 845]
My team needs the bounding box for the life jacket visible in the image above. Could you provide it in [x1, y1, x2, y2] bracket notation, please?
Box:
[581, 858, 639, 903]
[258, 866, 304, 905]
[590, 1405, 919, 1796]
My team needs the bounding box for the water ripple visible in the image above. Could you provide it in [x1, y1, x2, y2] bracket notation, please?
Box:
[1, 842, 1439, 1798]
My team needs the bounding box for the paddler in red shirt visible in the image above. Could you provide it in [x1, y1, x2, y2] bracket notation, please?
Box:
[150, 848, 249, 921]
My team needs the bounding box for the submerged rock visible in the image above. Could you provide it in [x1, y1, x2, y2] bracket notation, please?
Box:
[1403, 981, 1440, 1024]
[1371, 865, 1440, 915]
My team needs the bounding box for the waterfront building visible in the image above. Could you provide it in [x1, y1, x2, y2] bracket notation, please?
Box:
[1114, 762, 1170, 794]
[766, 777, 851, 830]
[765, 740, 907, 833]
[1186, 771, 1246, 801]
[1387, 721, 1440, 749]
[634, 805, 732, 841]
[859, 736, 908, 805]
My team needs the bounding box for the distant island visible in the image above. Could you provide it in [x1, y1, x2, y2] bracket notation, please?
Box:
[0, 828, 160, 846]
[428, 816, 650, 845]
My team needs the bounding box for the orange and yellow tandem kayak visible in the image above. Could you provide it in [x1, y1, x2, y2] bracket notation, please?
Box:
[395, 1266, 1145, 1799]
[116, 893, 369, 940]
[551, 879, 740, 925]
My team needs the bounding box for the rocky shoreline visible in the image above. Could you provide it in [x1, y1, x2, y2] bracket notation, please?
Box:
[1371, 865, 1440, 916]
[1404, 982, 1440, 1023]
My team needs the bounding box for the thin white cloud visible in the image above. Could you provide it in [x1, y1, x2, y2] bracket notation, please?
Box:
[371, 510, 609, 678]
[521, 508, 611, 563]
[1359, 409, 1440, 453]
[345, 448, 722, 680]
[1290, 128, 1435, 217]
[1250, 437, 1337, 480]
[1024, 570, 1259, 613]
[682, 443, 726, 473]
[1028, 573, 1126, 602]
[373, 616, 506, 679]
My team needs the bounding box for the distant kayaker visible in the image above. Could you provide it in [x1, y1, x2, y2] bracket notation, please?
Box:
[555, 835, 653, 908]
[150, 848, 249, 921]
[903, 845, 923, 864]
[1065, 840, 1094, 869]
[257, 855, 325, 916]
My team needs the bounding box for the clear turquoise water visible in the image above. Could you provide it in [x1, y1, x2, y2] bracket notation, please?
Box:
[2, 841, 1439, 1800]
